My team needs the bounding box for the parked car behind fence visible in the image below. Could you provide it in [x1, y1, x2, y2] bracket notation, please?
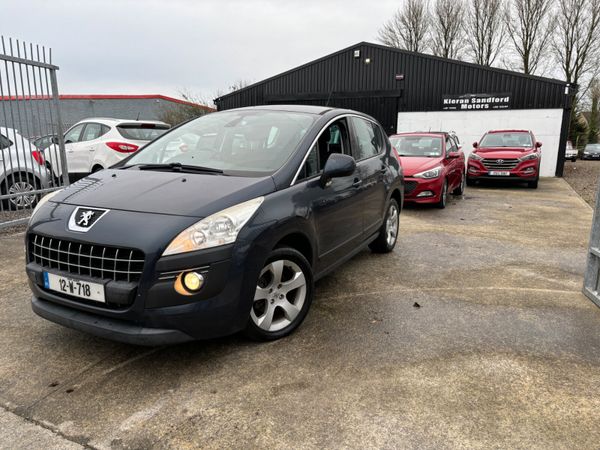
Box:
[0, 127, 55, 210]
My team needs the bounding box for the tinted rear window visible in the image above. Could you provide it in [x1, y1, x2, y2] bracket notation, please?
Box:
[117, 124, 170, 141]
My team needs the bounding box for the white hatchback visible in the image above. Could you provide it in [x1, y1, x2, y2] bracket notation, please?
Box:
[50, 118, 170, 180]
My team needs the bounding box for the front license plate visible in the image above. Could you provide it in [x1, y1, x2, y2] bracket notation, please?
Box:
[43, 272, 105, 303]
[488, 171, 511, 176]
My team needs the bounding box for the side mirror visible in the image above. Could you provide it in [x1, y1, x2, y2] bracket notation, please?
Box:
[320, 153, 356, 188]
[536, 142, 542, 148]
[472, 142, 478, 148]
[51, 136, 59, 145]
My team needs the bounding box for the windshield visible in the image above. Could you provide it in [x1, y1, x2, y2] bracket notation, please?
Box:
[480, 132, 532, 148]
[585, 144, 600, 153]
[124, 110, 315, 176]
[117, 124, 170, 141]
[390, 136, 443, 157]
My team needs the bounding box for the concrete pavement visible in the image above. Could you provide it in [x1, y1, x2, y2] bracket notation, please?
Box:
[0, 178, 599, 449]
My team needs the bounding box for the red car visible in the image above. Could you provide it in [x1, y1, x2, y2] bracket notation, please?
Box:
[389, 132, 466, 208]
[466, 129, 541, 188]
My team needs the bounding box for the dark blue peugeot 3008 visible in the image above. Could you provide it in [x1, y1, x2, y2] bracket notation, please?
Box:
[25, 106, 403, 345]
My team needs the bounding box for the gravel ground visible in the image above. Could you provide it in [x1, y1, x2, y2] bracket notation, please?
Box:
[563, 159, 600, 207]
[0, 210, 29, 235]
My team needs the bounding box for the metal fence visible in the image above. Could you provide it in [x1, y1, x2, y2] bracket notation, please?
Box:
[0, 36, 68, 229]
[584, 181, 600, 308]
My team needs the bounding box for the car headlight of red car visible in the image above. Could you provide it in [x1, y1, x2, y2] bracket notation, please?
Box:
[413, 166, 442, 179]
[519, 153, 540, 161]
[468, 153, 482, 161]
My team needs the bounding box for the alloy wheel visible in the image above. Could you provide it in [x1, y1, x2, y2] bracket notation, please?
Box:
[386, 203, 399, 247]
[251, 259, 307, 332]
[8, 180, 36, 208]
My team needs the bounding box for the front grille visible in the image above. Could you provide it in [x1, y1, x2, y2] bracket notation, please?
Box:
[28, 233, 145, 282]
[482, 158, 519, 170]
[405, 181, 418, 195]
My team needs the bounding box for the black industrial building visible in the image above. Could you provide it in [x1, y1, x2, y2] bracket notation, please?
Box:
[215, 42, 574, 176]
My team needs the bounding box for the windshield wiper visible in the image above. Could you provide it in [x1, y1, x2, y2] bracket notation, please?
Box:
[123, 163, 224, 174]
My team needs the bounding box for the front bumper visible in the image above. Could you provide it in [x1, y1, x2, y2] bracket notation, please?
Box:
[26, 243, 258, 344]
[467, 160, 539, 181]
[32, 296, 192, 345]
[403, 177, 444, 204]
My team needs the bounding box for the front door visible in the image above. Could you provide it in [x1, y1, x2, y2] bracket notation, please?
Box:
[293, 118, 363, 269]
[63, 124, 86, 175]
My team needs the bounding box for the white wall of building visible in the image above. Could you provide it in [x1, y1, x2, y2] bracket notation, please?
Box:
[396, 109, 564, 177]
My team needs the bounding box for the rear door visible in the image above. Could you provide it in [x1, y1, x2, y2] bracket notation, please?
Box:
[348, 116, 388, 236]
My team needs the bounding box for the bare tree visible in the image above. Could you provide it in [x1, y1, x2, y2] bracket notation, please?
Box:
[229, 79, 251, 92]
[378, 0, 430, 52]
[589, 79, 600, 143]
[157, 90, 213, 126]
[504, 0, 554, 74]
[552, 0, 600, 89]
[464, 0, 506, 66]
[431, 0, 465, 59]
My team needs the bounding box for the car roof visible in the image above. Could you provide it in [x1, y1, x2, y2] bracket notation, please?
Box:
[486, 129, 531, 133]
[75, 117, 169, 126]
[390, 132, 448, 137]
[231, 104, 335, 115]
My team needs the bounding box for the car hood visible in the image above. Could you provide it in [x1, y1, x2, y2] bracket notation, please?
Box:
[50, 169, 276, 218]
[474, 147, 534, 158]
[399, 157, 442, 176]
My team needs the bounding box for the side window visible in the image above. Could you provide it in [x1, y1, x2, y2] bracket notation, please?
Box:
[0, 134, 12, 150]
[446, 136, 457, 155]
[64, 124, 85, 143]
[296, 119, 351, 182]
[81, 123, 103, 142]
[350, 117, 381, 160]
[100, 124, 111, 137]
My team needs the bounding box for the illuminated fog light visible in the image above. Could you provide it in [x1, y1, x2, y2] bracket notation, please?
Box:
[468, 167, 477, 173]
[417, 191, 434, 197]
[524, 167, 535, 173]
[183, 272, 204, 292]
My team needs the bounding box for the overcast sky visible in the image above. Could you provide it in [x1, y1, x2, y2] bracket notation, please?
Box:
[3, 0, 399, 103]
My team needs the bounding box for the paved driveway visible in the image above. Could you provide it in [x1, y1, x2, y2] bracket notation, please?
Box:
[1, 178, 599, 449]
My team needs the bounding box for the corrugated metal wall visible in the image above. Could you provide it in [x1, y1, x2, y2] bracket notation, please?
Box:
[216, 42, 566, 114]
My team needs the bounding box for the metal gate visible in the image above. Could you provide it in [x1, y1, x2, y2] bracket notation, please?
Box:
[584, 183, 600, 307]
[0, 36, 68, 229]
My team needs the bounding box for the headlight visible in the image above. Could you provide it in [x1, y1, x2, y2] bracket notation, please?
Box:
[519, 153, 540, 161]
[468, 153, 482, 160]
[413, 166, 442, 179]
[162, 196, 264, 256]
[29, 189, 62, 224]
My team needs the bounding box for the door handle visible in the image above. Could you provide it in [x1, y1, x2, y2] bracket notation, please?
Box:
[352, 178, 362, 188]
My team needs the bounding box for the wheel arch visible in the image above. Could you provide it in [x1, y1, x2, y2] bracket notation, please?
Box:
[273, 232, 314, 267]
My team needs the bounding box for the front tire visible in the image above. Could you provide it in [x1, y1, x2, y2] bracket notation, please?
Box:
[369, 199, 400, 253]
[436, 180, 448, 209]
[244, 248, 314, 341]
